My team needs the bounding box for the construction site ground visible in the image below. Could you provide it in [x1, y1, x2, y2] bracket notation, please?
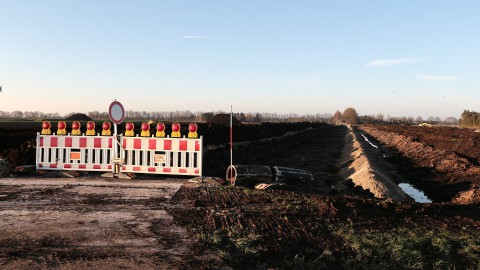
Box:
[1, 122, 480, 269]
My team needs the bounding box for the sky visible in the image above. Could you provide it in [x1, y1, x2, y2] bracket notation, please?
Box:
[1, 0, 479, 119]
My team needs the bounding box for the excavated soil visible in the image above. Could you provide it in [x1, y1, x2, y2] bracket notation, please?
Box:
[359, 125, 480, 203]
[1, 122, 480, 268]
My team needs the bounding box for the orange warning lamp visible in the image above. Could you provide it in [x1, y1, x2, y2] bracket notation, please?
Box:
[156, 122, 166, 138]
[140, 122, 150, 137]
[71, 121, 81, 136]
[57, 121, 67, 135]
[125, 122, 135, 137]
[86, 121, 95, 136]
[41, 121, 52, 135]
[102, 121, 111, 136]
[171, 123, 181, 138]
[188, 123, 198, 138]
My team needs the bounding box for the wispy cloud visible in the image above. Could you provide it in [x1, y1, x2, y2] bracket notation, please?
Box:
[115, 6, 152, 11]
[417, 74, 459, 82]
[181, 35, 208, 39]
[365, 58, 426, 68]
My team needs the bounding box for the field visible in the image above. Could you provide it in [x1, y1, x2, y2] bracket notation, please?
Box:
[0, 121, 479, 269]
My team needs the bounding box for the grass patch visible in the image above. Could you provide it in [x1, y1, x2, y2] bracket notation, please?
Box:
[335, 226, 480, 270]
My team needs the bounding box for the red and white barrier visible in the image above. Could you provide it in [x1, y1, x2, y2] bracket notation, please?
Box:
[36, 133, 203, 177]
[120, 136, 202, 176]
[36, 134, 114, 172]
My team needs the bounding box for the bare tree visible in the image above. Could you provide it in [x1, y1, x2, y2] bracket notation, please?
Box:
[342, 107, 358, 125]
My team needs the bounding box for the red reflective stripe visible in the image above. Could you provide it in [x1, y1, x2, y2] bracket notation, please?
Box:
[149, 139, 156, 150]
[134, 139, 141, 149]
[65, 137, 72, 147]
[108, 138, 112, 148]
[122, 166, 126, 170]
[133, 166, 141, 171]
[195, 141, 200, 151]
[38, 163, 43, 168]
[148, 167, 156, 172]
[93, 165, 101, 169]
[123, 139, 127, 149]
[179, 168, 187, 173]
[50, 164, 57, 168]
[179, 140, 187, 151]
[51, 137, 58, 147]
[163, 168, 171, 173]
[94, 138, 102, 148]
[164, 140, 172, 150]
[79, 165, 86, 169]
[40, 137, 44, 147]
[80, 138, 87, 148]
[195, 169, 199, 174]
[64, 164, 71, 168]
[108, 165, 112, 170]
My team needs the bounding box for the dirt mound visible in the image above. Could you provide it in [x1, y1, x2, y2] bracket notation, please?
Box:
[339, 126, 411, 201]
[0, 139, 36, 168]
[65, 113, 92, 121]
[207, 114, 241, 126]
[360, 125, 480, 203]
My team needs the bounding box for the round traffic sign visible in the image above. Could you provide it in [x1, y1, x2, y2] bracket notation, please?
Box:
[109, 101, 125, 124]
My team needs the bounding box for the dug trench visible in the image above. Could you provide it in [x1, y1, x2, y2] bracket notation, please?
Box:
[359, 125, 480, 203]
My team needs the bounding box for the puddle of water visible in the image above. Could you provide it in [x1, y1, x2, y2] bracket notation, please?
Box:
[360, 133, 378, 149]
[398, 183, 432, 203]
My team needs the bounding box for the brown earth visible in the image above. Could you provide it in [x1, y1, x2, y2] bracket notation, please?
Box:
[359, 125, 480, 203]
[0, 178, 228, 269]
[1, 123, 480, 268]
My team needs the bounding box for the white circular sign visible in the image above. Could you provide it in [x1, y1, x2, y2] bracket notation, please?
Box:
[109, 101, 125, 124]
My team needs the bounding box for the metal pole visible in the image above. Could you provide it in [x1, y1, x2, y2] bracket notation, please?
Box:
[230, 106, 234, 185]
[113, 123, 118, 174]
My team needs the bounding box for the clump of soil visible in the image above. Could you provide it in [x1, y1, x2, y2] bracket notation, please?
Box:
[0, 139, 36, 168]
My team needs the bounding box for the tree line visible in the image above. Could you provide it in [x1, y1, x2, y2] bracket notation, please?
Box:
[0, 109, 461, 125]
[460, 110, 480, 127]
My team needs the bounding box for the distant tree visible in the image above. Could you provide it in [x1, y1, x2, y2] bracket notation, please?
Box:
[375, 113, 384, 122]
[342, 107, 358, 125]
[201, 112, 214, 122]
[254, 113, 262, 123]
[332, 110, 342, 125]
[444, 117, 458, 125]
[11, 110, 23, 118]
[416, 116, 423, 124]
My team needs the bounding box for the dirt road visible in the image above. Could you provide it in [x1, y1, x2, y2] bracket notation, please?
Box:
[0, 178, 227, 269]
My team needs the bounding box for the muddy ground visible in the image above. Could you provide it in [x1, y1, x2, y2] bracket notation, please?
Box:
[0, 178, 227, 269]
[1, 122, 480, 269]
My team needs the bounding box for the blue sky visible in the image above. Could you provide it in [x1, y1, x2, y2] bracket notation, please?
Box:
[1, 0, 479, 119]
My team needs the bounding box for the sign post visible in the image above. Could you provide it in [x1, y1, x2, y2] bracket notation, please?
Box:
[108, 100, 125, 175]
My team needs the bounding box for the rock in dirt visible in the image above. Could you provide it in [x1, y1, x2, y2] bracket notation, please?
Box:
[0, 158, 11, 177]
